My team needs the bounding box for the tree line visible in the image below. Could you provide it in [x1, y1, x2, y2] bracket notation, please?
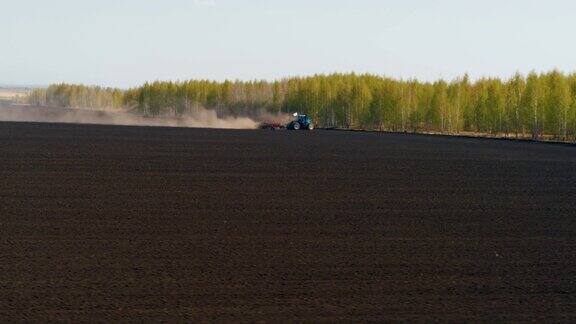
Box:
[28, 83, 124, 110]
[28, 72, 576, 140]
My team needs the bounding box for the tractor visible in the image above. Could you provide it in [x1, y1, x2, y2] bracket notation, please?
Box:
[287, 113, 314, 130]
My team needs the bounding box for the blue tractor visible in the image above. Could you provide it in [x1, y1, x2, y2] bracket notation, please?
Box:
[287, 113, 314, 130]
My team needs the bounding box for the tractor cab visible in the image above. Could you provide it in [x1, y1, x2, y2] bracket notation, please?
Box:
[288, 113, 314, 130]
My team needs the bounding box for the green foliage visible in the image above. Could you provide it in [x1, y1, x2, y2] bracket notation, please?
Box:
[30, 72, 576, 140]
[28, 84, 124, 110]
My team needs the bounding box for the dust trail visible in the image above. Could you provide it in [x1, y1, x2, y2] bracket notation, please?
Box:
[0, 104, 262, 129]
[177, 108, 258, 129]
[257, 111, 293, 125]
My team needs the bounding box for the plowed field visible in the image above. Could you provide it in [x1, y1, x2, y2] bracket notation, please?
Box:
[1, 121, 575, 321]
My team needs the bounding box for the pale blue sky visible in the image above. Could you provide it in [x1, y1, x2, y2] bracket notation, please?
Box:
[2, 0, 575, 88]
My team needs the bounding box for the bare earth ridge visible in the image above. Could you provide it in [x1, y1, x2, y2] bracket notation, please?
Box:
[1, 121, 575, 321]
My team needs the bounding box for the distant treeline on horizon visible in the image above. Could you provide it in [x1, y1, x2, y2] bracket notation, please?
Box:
[27, 72, 576, 140]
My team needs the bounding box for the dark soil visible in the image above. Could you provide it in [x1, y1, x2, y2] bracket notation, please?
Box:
[1, 121, 575, 322]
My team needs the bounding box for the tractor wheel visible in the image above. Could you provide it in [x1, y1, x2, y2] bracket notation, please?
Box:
[292, 122, 301, 130]
[307, 123, 314, 130]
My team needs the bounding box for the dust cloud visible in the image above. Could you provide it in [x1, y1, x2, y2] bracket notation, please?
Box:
[0, 104, 263, 129]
